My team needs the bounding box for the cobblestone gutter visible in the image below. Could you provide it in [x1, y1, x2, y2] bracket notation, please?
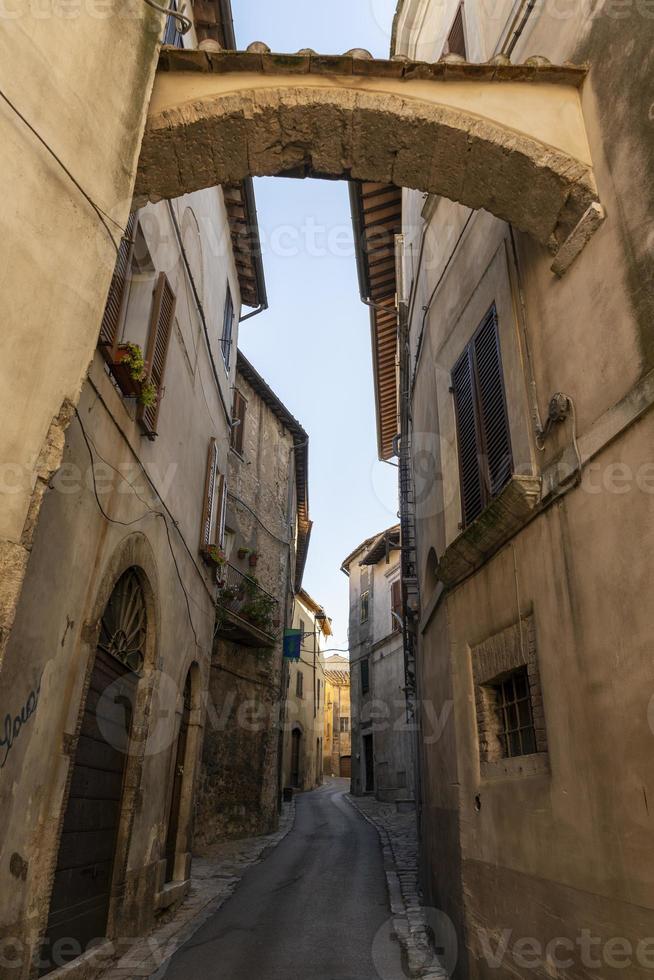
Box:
[97, 802, 296, 980]
[346, 794, 448, 980]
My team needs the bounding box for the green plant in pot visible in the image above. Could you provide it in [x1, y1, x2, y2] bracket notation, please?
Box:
[116, 343, 146, 381]
[139, 380, 158, 409]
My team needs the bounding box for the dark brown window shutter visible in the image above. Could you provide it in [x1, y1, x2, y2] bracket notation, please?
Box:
[452, 305, 512, 528]
[452, 346, 485, 527]
[215, 472, 226, 548]
[445, 4, 466, 58]
[221, 288, 234, 368]
[138, 272, 176, 439]
[473, 307, 513, 498]
[200, 438, 218, 553]
[230, 390, 247, 455]
[99, 212, 137, 354]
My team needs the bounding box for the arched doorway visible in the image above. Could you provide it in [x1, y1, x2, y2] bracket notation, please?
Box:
[164, 670, 192, 883]
[40, 568, 147, 975]
[291, 728, 302, 789]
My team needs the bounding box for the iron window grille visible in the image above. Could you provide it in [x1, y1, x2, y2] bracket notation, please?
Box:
[491, 667, 537, 758]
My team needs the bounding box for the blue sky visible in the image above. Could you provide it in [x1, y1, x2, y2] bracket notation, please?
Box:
[232, 1, 399, 650]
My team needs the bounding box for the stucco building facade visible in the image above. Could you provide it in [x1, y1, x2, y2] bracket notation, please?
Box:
[195, 351, 311, 844]
[349, 2, 654, 976]
[281, 591, 329, 794]
[323, 655, 351, 778]
[342, 527, 415, 804]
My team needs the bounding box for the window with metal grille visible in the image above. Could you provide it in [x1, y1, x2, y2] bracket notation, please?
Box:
[391, 579, 402, 633]
[360, 658, 370, 695]
[221, 287, 234, 369]
[199, 438, 226, 557]
[451, 305, 513, 528]
[138, 272, 176, 440]
[491, 667, 537, 758]
[230, 389, 247, 455]
[360, 591, 369, 624]
[296, 671, 304, 698]
[443, 3, 467, 58]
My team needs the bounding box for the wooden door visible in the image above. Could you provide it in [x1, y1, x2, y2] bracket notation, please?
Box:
[364, 733, 375, 792]
[291, 729, 301, 788]
[40, 649, 136, 974]
[164, 675, 191, 883]
[340, 755, 352, 778]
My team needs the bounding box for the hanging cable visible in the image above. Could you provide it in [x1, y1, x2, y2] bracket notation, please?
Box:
[0, 86, 122, 254]
[141, 0, 192, 32]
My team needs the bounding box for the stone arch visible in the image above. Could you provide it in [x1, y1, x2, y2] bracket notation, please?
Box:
[136, 51, 603, 262]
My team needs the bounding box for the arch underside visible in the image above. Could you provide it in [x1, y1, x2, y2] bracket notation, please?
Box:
[136, 58, 601, 257]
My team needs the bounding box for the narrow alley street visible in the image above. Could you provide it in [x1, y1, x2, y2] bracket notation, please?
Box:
[160, 779, 397, 980]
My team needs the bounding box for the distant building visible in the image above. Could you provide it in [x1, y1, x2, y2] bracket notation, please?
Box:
[281, 590, 330, 793]
[323, 655, 351, 778]
[342, 526, 415, 803]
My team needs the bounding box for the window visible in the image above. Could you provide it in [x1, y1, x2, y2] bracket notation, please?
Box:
[443, 3, 466, 58]
[391, 579, 402, 633]
[99, 213, 137, 353]
[490, 667, 537, 759]
[163, 0, 184, 47]
[199, 438, 227, 558]
[360, 658, 370, 695]
[451, 305, 512, 528]
[221, 287, 234, 369]
[230, 389, 247, 455]
[296, 671, 304, 698]
[138, 273, 176, 439]
[299, 619, 306, 648]
[340, 717, 350, 733]
[317, 679, 321, 707]
[360, 591, 369, 624]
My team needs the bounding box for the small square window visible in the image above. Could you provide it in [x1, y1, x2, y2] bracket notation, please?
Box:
[491, 667, 536, 759]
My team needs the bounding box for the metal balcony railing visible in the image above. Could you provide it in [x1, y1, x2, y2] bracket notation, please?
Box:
[216, 562, 280, 647]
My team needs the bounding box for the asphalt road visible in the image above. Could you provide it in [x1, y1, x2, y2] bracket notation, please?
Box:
[160, 778, 399, 980]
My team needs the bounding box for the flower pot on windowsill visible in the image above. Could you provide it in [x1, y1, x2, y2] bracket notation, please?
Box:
[203, 545, 226, 570]
[237, 548, 249, 560]
[248, 554, 259, 568]
[109, 344, 148, 399]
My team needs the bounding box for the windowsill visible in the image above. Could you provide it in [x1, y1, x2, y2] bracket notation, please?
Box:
[438, 475, 542, 588]
[480, 751, 550, 783]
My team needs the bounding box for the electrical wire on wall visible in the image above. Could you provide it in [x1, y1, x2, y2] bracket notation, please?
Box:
[0, 87, 123, 254]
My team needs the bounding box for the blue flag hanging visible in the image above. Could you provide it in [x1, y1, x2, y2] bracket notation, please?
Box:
[283, 629, 301, 660]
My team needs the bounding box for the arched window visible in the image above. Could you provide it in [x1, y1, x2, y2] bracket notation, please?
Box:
[98, 567, 147, 673]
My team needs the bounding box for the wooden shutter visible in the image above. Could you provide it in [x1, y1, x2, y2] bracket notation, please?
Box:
[221, 288, 234, 368]
[445, 4, 466, 58]
[230, 390, 247, 455]
[200, 438, 218, 553]
[99, 213, 136, 355]
[215, 472, 226, 548]
[138, 273, 176, 439]
[473, 307, 513, 499]
[452, 306, 513, 528]
[452, 346, 485, 527]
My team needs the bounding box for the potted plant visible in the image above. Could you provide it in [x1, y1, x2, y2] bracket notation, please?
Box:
[111, 342, 147, 398]
[237, 547, 249, 560]
[248, 551, 259, 568]
[272, 615, 281, 629]
[139, 379, 158, 409]
[205, 544, 226, 569]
